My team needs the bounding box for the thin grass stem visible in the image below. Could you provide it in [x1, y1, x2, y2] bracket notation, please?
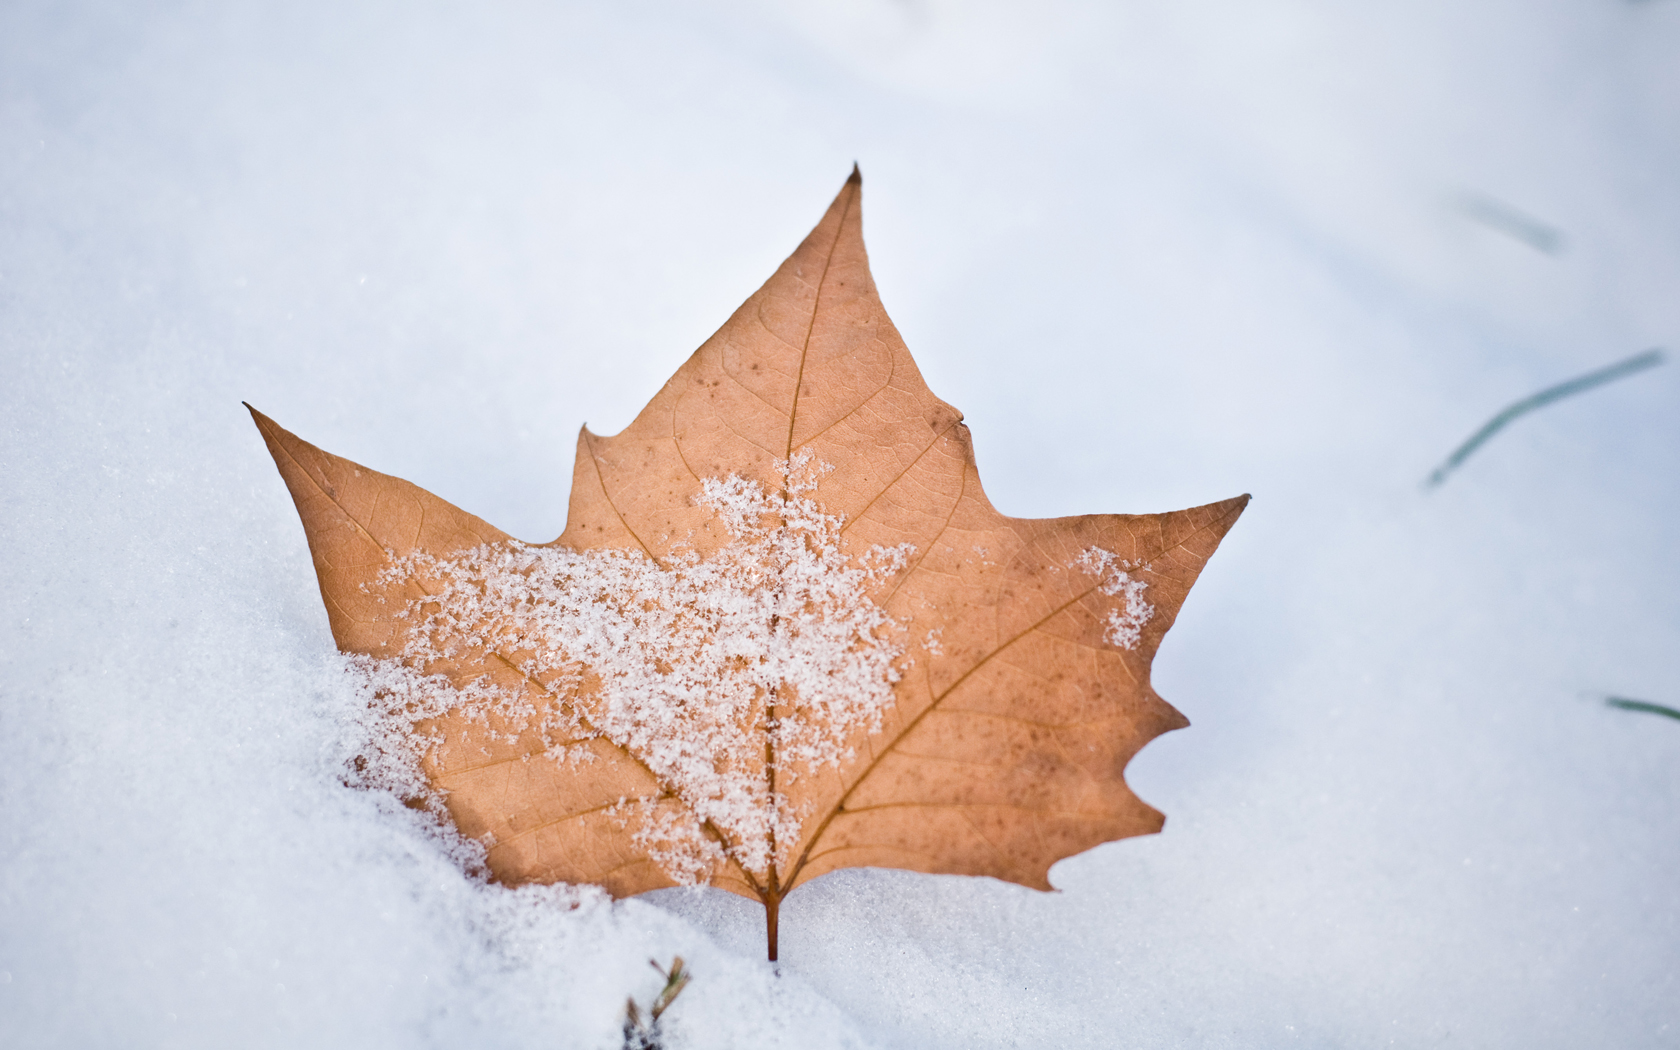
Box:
[1605, 697, 1680, 723]
[1425, 348, 1666, 488]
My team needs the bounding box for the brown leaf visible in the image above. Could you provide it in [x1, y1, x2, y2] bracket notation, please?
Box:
[250, 167, 1248, 960]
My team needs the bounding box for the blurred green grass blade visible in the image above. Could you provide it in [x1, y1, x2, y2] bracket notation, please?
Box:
[1426, 348, 1666, 488]
[1458, 193, 1566, 254]
[1605, 697, 1680, 723]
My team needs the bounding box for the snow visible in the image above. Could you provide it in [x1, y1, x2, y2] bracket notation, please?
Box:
[1073, 547, 1154, 650]
[371, 455, 910, 881]
[2, 1, 1677, 1048]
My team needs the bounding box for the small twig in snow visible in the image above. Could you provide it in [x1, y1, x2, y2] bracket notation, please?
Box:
[622, 956, 692, 1050]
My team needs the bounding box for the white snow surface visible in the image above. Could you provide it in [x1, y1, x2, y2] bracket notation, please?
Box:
[2, 1, 1678, 1048]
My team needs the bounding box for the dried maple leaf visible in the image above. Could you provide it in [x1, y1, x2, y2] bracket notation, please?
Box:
[250, 167, 1248, 959]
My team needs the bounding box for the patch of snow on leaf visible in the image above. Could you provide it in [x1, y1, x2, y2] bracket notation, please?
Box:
[1073, 547, 1154, 651]
[348, 456, 912, 883]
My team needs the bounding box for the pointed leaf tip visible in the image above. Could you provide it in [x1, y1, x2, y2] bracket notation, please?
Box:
[848, 162, 861, 184]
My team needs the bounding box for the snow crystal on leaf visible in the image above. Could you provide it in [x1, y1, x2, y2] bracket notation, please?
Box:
[1073, 547, 1155, 650]
[348, 457, 911, 884]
